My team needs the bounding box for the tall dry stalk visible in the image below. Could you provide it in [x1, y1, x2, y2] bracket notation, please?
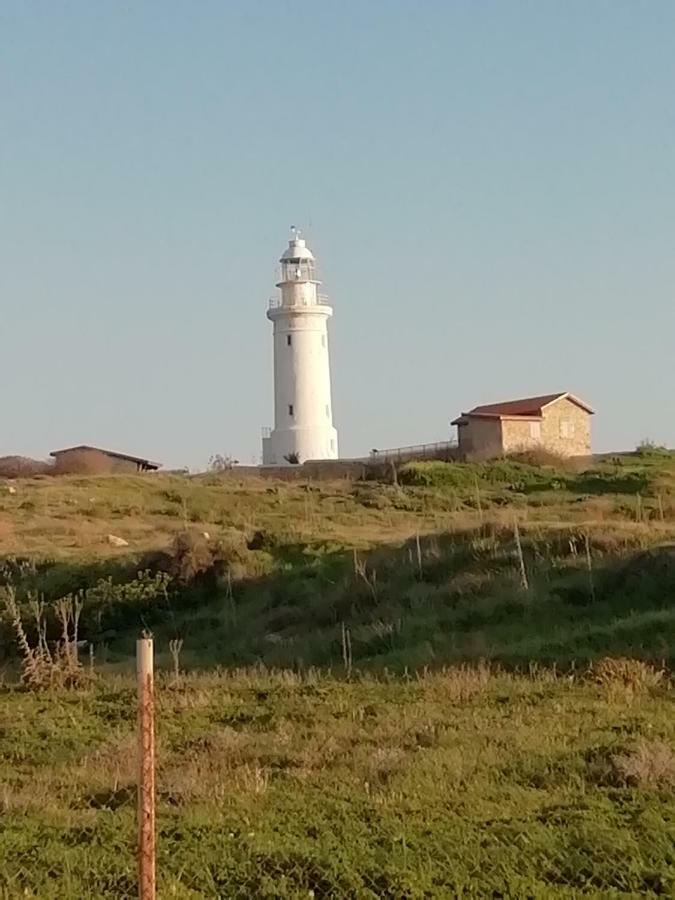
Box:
[513, 519, 529, 591]
[584, 533, 596, 602]
[474, 474, 483, 524]
[224, 568, 237, 625]
[4, 587, 33, 661]
[341, 622, 353, 679]
[169, 638, 184, 685]
[415, 532, 423, 579]
[55, 594, 83, 668]
[353, 550, 377, 601]
[3, 588, 87, 690]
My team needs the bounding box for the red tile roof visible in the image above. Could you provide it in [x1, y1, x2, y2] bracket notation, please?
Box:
[451, 392, 594, 425]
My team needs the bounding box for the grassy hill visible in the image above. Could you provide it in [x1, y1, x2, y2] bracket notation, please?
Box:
[1, 449, 674, 672]
[1, 451, 674, 896]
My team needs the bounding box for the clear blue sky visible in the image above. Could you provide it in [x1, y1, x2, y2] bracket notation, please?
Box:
[2, 1, 673, 469]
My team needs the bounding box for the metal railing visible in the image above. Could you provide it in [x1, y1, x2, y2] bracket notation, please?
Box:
[268, 294, 331, 310]
[369, 440, 458, 463]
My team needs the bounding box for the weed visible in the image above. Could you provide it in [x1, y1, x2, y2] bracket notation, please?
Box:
[589, 657, 666, 701]
[612, 740, 675, 788]
[2, 587, 88, 689]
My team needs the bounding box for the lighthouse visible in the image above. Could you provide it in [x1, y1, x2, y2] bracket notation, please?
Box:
[262, 230, 339, 466]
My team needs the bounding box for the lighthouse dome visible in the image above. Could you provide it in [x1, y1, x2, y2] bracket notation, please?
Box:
[280, 237, 315, 262]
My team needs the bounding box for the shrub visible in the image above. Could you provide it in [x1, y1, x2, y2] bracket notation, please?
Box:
[0, 456, 51, 478]
[505, 448, 583, 470]
[208, 454, 237, 472]
[2, 588, 88, 690]
[398, 462, 478, 489]
[568, 470, 650, 495]
[398, 460, 558, 492]
[164, 530, 248, 584]
[589, 657, 666, 700]
[612, 740, 675, 788]
[635, 439, 671, 458]
[168, 532, 216, 582]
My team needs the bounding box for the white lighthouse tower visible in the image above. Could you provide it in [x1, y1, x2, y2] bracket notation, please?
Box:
[262, 230, 338, 466]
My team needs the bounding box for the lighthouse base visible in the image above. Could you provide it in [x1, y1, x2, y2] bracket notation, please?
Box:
[262, 426, 338, 466]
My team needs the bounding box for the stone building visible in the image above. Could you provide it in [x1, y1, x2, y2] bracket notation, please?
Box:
[50, 445, 161, 474]
[451, 392, 594, 460]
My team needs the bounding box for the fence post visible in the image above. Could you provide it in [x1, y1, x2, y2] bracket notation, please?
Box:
[137, 636, 156, 900]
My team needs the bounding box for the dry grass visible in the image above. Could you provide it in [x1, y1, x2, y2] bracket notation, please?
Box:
[2, 587, 88, 690]
[590, 657, 666, 701]
[505, 447, 587, 471]
[612, 740, 675, 788]
[0, 451, 670, 561]
[420, 662, 492, 701]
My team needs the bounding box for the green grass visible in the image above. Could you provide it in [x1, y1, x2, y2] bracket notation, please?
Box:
[0, 453, 674, 895]
[0, 667, 674, 897]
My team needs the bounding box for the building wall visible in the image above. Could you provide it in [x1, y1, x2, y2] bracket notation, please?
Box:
[540, 397, 592, 455]
[52, 449, 142, 474]
[457, 418, 503, 460]
[233, 460, 368, 481]
[495, 399, 592, 457]
[500, 418, 542, 454]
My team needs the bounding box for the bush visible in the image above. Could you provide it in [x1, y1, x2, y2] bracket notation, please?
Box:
[208, 454, 237, 472]
[589, 657, 666, 700]
[398, 460, 557, 492]
[505, 448, 582, 470]
[398, 462, 479, 489]
[165, 530, 248, 583]
[0, 456, 51, 478]
[635, 439, 671, 458]
[612, 740, 675, 788]
[2, 588, 89, 690]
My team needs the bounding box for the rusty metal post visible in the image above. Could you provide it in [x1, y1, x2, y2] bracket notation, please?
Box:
[137, 637, 156, 900]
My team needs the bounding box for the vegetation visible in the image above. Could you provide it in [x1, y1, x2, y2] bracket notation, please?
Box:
[0, 449, 673, 895]
[1, 666, 674, 897]
[0, 450, 673, 671]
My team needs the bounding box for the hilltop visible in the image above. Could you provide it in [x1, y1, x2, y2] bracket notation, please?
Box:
[1, 449, 674, 672]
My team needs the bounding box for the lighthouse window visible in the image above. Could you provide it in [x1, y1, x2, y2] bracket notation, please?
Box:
[288, 404, 294, 417]
[325, 405, 330, 418]
[287, 334, 292, 346]
[321, 335, 326, 348]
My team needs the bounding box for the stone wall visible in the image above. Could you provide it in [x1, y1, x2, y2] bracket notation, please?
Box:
[539, 397, 592, 456]
[500, 418, 541, 454]
[457, 417, 503, 460]
[498, 399, 592, 457]
[230, 459, 369, 482]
